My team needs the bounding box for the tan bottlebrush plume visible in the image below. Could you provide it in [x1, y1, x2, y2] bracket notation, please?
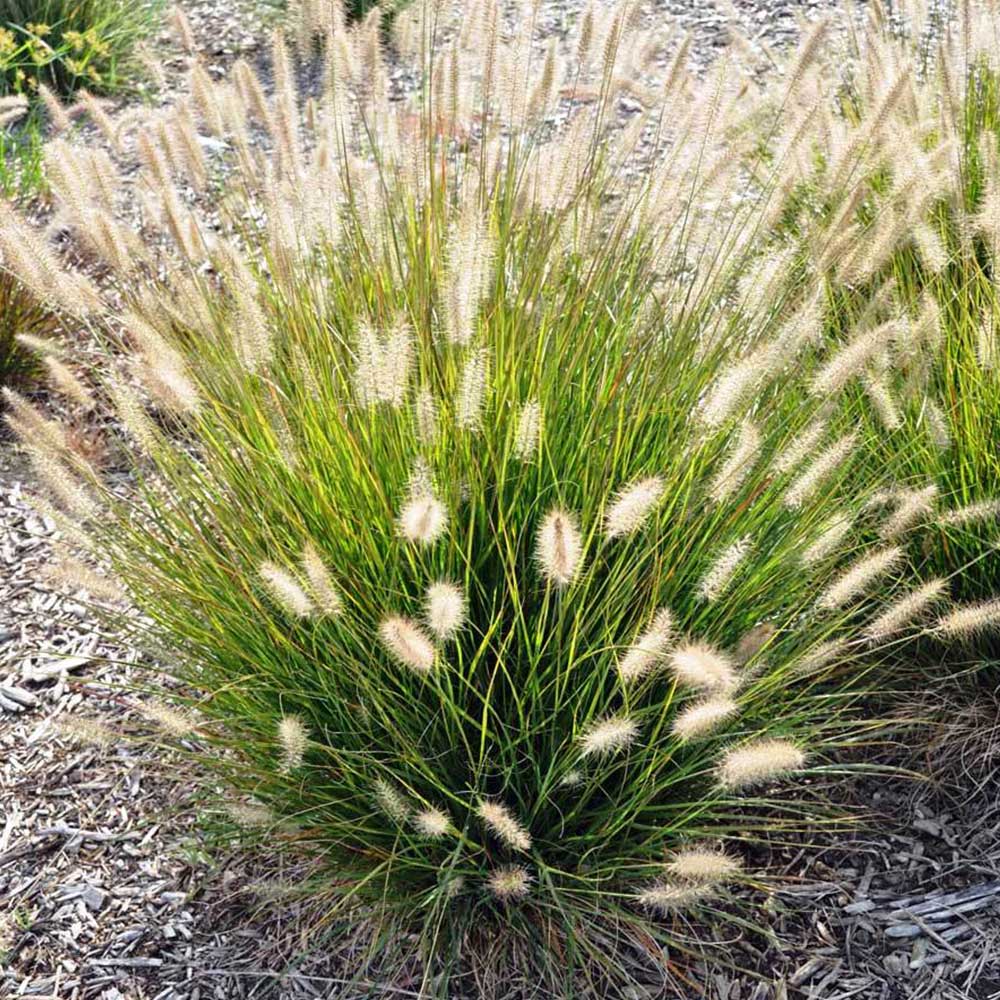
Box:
[477, 800, 532, 852]
[425, 582, 465, 640]
[605, 476, 664, 539]
[791, 637, 848, 677]
[43, 555, 124, 602]
[226, 801, 274, 827]
[4, 388, 72, 458]
[514, 399, 542, 461]
[710, 421, 760, 504]
[864, 579, 948, 642]
[697, 355, 769, 430]
[924, 401, 951, 450]
[26, 450, 98, 521]
[455, 348, 490, 431]
[278, 715, 308, 772]
[666, 847, 743, 883]
[379, 616, 436, 674]
[536, 507, 583, 586]
[698, 537, 751, 602]
[442, 205, 494, 346]
[108, 379, 160, 455]
[938, 500, 1000, 528]
[77, 91, 121, 154]
[132, 335, 201, 415]
[259, 562, 313, 617]
[189, 62, 225, 137]
[38, 84, 72, 132]
[270, 31, 303, 180]
[783, 433, 856, 509]
[811, 324, 894, 396]
[977, 322, 998, 370]
[487, 865, 533, 901]
[43, 357, 93, 409]
[579, 715, 639, 758]
[415, 389, 438, 446]
[413, 806, 451, 837]
[636, 881, 713, 913]
[802, 513, 854, 565]
[672, 697, 738, 741]
[617, 607, 674, 683]
[374, 779, 410, 823]
[880, 485, 938, 538]
[0, 94, 28, 128]
[55, 716, 117, 748]
[354, 323, 414, 408]
[170, 4, 197, 52]
[141, 700, 195, 737]
[933, 599, 1000, 639]
[862, 373, 902, 431]
[716, 738, 806, 789]
[300, 543, 342, 615]
[399, 491, 448, 545]
[816, 547, 903, 611]
[774, 420, 827, 474]
[668, 642, 736, 691]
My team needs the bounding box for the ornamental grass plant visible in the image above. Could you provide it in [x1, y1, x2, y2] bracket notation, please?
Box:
[4, 0, 1000, 994]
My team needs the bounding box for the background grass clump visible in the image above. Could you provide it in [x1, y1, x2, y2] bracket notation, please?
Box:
[4, 3, 988, 994]
[0, 0, 163, 96]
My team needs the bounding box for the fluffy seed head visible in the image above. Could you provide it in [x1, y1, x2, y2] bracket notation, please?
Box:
[668, 642, 736, 691]
[536, 507, 583, 586]
[487, 864, 533, 901]
[514, 399, 542, 461]
[278, 715, 308, 772]
[937, 499, 1000, 528]
[880, 485, 938, 539]
[716, 739, 806, 789]
[783, 433, 856, 509]
[864, 579, 948, 642]
[55, 716, 117, 748]
[399, 493, 448, 545]
[666, 848, 743, 883]
[44, 557, 125, 602]
[698, 537, 751, 602]
[259, 562, 313, 617]
[425, 581, 465, 640]
[579, 715, 639, 758]
[605, 476, 664, 539]
[774, 420, 827, 474]
[816, 547, 903, 611]
[636, 881, 714, 913]
[618, 607, 674, 683]
[375, 779, 410, 824]
[455, 347, 489, 431]
[477, 800, 532, 852]
[300, 543, 342, 615]
[226, 801, 274, 827]
[802, 514, 854, 565]
[710, 421, 761, 504]
[933, 599, 1000, 639]
[415, 388, 438, 445]
[413, 807, 451, 837]
[672, 697, 739, 741]
[812, 325, 893, 396]
[142, 700, 194, 737]
[791, 638, 849, 678]
[379, 616, 436, 674]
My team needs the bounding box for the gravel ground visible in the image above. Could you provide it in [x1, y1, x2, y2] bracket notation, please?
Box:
[5, 1, 1000, 998]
